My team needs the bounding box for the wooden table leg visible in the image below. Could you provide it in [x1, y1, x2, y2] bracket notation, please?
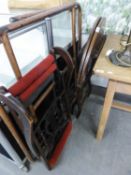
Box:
[96, 80, 116, 140]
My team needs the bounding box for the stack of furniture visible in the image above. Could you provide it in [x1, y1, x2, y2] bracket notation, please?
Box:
[0, 2, 106, 171]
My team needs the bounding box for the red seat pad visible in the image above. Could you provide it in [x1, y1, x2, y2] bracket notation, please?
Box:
[48, 120, 72, 168]
[9, 54, 55, 96]
[19, 64, 57, 101]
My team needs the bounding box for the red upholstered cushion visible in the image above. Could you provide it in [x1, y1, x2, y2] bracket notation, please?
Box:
[19, 64, 57, 101]
[48, 120, 72, 168]
[9, 54, 55, 96]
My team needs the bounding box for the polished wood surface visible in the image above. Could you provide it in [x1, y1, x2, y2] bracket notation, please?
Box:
[93, 34, 131, 84]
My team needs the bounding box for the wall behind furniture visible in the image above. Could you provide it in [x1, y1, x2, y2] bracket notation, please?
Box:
[77, 0, 131, 34]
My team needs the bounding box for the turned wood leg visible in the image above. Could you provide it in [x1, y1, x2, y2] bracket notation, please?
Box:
[96, 80, 116, 140]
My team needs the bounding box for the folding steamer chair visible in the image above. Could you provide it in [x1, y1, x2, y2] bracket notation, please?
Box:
[0, 54, 72, 169]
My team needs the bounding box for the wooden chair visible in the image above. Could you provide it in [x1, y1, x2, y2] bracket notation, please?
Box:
[76, 17, 106, 115]
[52, 17, 106, 117]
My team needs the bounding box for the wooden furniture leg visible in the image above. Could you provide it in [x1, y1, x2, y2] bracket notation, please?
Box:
[96, 80, 116, 140]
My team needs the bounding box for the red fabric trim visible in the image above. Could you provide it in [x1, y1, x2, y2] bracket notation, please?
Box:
[19, 64, 57, 101]
[48, 120, 72, 168]
[9, 54, 55, 96]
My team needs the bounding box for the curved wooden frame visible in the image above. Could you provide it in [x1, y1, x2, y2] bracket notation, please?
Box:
[51, 47, 75, 88]
[77, 17, 102, 84]
[77, 17, 106, 86]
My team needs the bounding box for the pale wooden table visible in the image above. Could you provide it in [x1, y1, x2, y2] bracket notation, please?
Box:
[93, 34, 131, 140]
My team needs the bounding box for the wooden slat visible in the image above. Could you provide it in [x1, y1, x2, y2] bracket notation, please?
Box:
[71, 7, 76, 61]
[1, 33, 22, 80]
[29, 105, 38, 123]
[78, 5, 82, 50]
[116, 82, 131, 95]
[112, 102, 131, 113]
[33, 82, 55, 110]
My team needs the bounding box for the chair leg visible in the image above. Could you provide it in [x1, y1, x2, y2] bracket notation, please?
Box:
[96, 80, 116, 140]
[87, 78, 92, 95]
[75, 79, 91, 118]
